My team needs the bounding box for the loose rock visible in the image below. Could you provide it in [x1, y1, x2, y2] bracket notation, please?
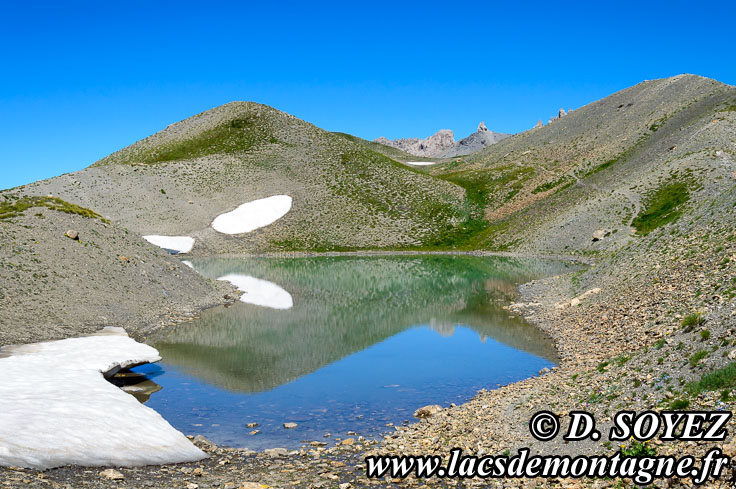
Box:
[99, 469, 124, 480]
[413, 404, 443, 418]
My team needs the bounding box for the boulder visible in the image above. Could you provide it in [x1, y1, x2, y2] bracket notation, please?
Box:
[193, 434, 216, 449]
[723, 442, 736, 458]
[548, 108, 569, 124]
[283, 422, 298, 429]
[557, 288, 602, 309]
[99, 469, 124, 480]
[413, 404, 443, 419]
[264, 447, 288, 458]
[592, 229, 607, 241]
[65, 230, 79, 240]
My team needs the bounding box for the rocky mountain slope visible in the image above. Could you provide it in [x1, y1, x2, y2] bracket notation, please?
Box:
[7, 75, 735, 338]
[375, 122, 511, 158]
[7, 74, 733, 340]
[374, 129, 456, 157]
[19, 103, 471, 253]
[423, 74, 736, 253]
[384, 76, 736, 480]
[440, 122, 511, 157]
[0, 195, 235, 345]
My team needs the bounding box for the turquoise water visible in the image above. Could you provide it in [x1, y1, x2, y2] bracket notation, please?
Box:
[133, 255, 575, 449]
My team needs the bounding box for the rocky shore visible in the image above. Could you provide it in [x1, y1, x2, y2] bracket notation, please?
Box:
[4, 213, 735, 488]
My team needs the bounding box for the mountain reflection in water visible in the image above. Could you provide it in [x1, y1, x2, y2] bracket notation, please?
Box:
[152, 256, 571, 393]
[138, 255, 579, 449]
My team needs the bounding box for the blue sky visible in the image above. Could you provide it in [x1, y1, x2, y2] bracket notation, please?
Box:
[1, 1, 735, 190]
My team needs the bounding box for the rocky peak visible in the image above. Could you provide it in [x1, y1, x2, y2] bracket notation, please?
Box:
[374, 129, 455, 157]
[534, 120, 543, 129]
[549, 107, 572, 124]
[374, 136, 393, 146]
[375, 123, 511, 158]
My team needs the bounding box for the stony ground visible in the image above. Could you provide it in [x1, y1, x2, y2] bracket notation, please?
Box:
[378, 173, 736, 487]
[0, 207, 237, 345]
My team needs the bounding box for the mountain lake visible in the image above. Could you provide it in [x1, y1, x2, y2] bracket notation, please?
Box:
[124, 255, 578, 449]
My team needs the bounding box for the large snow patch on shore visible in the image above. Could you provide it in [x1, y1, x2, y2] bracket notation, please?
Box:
[0, 327, 205, 470]
[211, 195, 292, 234]
[218, 274, 294, 309]
[405, 161, 440, 166]
[143, 235, 195, 254]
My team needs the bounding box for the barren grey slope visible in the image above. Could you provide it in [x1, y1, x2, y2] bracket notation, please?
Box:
[23, 102, 470, 253]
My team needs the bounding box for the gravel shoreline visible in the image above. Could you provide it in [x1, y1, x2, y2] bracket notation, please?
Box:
[6, 233, 736, 488]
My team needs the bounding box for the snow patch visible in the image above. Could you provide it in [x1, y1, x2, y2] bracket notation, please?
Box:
[143, 235, 195, 254]
[182, 260, 194, 268]
[0, 327, 205, 470]
[217, 274, 294, 309]
[211, 195, 292, 234]
[405, 161, 440, 166]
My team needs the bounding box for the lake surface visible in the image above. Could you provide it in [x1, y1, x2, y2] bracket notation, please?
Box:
[132, 255, 576, 449]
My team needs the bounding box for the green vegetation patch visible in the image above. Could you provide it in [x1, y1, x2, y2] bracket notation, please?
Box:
[532, 174, 571, 194]
[0, 195, 108, 222]
[443, 166, 536, 208]
[681, 312, 705, 332]
[100, 116, 275, 165]
[687, 362, 736, 395]
[667, 398, 690, 410]
[583, 156, 620, 177]
[621, 440, 657, 457]
[649, 115, 669, 132]
[414, 166, 536, 250]
[632, 179, 691, 235]
[688, 350, 709, 368]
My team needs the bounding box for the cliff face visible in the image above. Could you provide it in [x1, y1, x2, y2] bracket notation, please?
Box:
[440, 122, 511, 157]
[375, 122, 510, 158]
[374, 128, 456, 157]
